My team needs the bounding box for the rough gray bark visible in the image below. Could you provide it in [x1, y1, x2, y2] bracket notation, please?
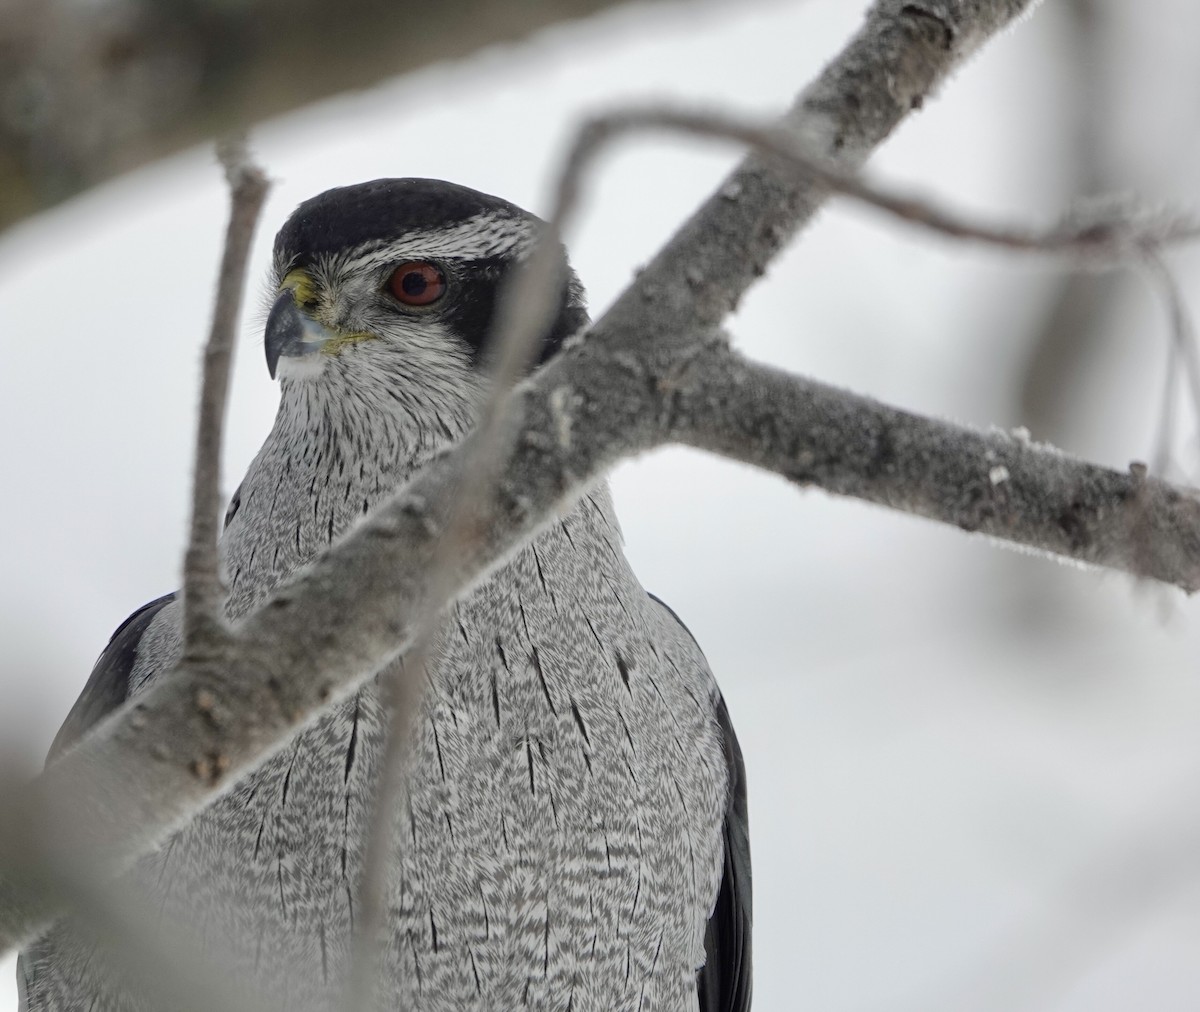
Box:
[11, 0, 1194, 960]
[673, 348, 1200, 589]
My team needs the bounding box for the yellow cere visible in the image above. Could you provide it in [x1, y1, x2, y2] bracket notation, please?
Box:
[280, 268, 319, 307]
[279, 268, 376, 356]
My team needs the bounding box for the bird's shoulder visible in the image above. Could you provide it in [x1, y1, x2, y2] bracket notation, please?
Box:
[644, 592, 752, 1012]
[47, 592, 178, 763]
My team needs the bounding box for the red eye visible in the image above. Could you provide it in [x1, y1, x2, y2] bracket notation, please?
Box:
[387, 261, 447, 306]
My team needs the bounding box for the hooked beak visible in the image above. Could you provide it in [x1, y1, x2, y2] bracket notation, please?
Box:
[264, 292, 338, 379]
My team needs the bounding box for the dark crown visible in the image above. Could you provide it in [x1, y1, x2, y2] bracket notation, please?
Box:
[274, 178, 529, 262]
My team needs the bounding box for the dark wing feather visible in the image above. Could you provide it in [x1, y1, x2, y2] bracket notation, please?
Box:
[698, 693, 752, 1012]
[47, 592, 177, 762]
[646, 593, 752, 1011]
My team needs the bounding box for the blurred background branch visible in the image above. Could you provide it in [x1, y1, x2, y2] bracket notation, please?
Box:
[1016, 0, 1122, 458]
[0, 0, 665, 233]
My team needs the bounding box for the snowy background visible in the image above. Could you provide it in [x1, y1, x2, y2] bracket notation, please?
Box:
[4, 0, 1200, 1007]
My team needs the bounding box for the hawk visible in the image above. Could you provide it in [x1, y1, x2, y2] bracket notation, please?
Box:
[19, 178, 751, 1011]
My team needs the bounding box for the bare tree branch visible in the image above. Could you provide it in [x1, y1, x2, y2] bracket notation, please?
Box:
[181, 139, 270, 651]
[671, 345, 1200, 590]
[0, 0, 1101, 953]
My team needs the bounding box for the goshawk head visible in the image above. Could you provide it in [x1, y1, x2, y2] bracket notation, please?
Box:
[265, 178, 587, 400]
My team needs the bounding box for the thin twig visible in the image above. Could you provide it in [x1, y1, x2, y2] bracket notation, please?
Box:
[181, 137, 270, 651]
[1016, 0, 1114, 444]
[570, 106, 1200, 264]
[1153, 323, 1181, 480]
[344, 649, 427, 1012]
[7, 138, 271, 1009]
[344, 108, 595, 1011]
[1141, 252, 1200, 479]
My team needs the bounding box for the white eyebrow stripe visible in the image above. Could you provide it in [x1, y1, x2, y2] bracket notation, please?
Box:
[343, 211, 542, 272]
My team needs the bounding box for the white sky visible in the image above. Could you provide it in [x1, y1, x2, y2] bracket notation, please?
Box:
[4, 0, 1200, 1008]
